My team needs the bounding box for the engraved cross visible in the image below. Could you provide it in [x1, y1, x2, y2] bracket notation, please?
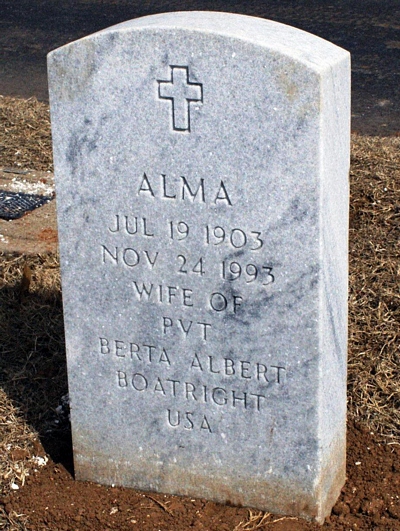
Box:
[157, 66, 203, 132]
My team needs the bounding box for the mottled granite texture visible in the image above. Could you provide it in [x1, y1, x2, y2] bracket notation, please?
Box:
[48, 12, 350, 523]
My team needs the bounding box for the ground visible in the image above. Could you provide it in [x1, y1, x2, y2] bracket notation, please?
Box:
[1, 419, 400, 531]
[0, 1, 400, 530]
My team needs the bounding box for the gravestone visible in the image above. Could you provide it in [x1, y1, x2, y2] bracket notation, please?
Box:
[48, 12, 350, 523]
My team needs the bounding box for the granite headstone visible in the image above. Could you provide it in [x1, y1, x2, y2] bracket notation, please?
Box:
[48, 12, 350, 523]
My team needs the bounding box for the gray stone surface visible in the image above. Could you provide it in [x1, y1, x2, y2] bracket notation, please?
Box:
[48, 12, 350, 523]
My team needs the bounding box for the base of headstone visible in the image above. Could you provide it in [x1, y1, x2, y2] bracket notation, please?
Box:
[74, 438, 345, 522]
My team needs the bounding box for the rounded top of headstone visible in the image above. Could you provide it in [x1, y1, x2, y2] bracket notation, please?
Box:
[48, 11, 349, 73]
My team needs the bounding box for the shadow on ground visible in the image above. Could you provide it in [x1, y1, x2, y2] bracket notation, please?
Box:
[0, 255, 73, 474]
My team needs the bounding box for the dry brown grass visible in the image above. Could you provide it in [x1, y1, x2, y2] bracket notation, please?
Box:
[0, 97, 399, 513]
[0, 96, 53, 173]
[348, 135, 400, 441]
[0, 389, 36, 493]
[0, 506, 29, 531]
[233, 511, 272, 530]
[233, 510, 299, 530]
[0, 253, 64, 501]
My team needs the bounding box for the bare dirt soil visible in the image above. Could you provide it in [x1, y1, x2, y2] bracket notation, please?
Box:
[1, 419, 399, 531]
